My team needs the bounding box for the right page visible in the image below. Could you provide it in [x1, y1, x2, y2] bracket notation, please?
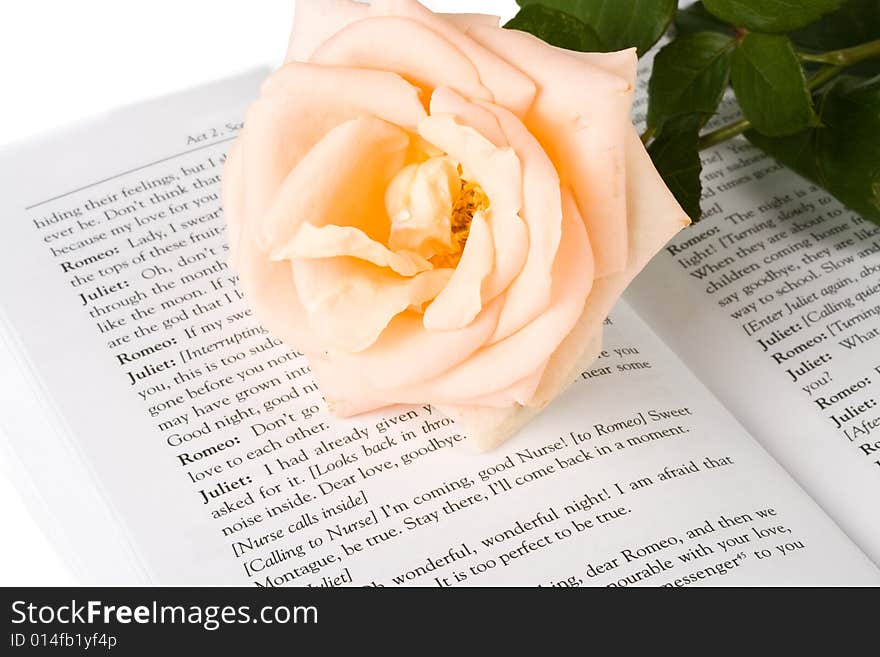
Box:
[626, 108, 880, 565]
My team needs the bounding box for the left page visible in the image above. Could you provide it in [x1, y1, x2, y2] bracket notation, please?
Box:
[1, 73, 877, 586]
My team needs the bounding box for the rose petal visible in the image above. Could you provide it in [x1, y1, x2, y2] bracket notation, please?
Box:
[285, 0, 369, 63]
[418, 114, 528, 301]
[258, 116, 410, 253]
[443, 13, 500, 30]
[277, 222, 433, 277]
[457, 359, 548, 408]
[538, 128, 691, 403]
[229, 65, 423, 361]
[481, 102, 568, 344]
[241, 63, 424, 232]
[570, 48, 638, 86]
[469, 130, 689, 429]
[423, 211, 494, 330]
[468, 25, 634, 278]
[317, 294, 505, 396]
[311, 16, 491, 102]
[292, 256, 453, 353]
[370, 0, 536, 117]
[234, 231, 320, 355]
[316, 191, 592, 413]
[445, 128, 690, 448]
[442, 330, 602, 451]
[386, 156, 460, 258]
[430, 87, 508, 147]
[285, 2, 502, 66]
[408, 191, 592, 399]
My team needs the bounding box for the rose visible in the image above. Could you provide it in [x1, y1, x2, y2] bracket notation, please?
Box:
[222, 0, 689, 449]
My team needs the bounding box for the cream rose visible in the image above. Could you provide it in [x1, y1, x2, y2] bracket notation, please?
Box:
[222, 0, 689, 449]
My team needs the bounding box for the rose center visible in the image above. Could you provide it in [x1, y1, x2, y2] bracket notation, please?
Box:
[385, 156, 488, 267]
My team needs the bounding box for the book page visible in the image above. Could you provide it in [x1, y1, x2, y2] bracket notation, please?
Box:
[626, 64, 880, 565]
[1, 73, 877, 586]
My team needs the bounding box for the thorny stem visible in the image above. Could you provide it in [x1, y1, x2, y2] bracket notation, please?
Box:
[798, 38, 880, 66]
[697, 117, 751, 150]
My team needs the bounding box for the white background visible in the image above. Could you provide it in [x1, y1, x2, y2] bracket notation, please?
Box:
[0, 1, 516, 584]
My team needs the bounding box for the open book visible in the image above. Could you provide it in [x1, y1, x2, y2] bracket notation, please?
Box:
[1, 70, 878, 586]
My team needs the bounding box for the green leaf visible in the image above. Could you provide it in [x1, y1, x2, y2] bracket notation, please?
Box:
[505, 5, 604, 52]
[647, 32, 736, 133]
[791, 0, 880, 77]
[747, 75, 880, 225]
[648, 114, 704, 222]
[748, 128, 824, 180]
[674, 2, 736, 37]
[792, 0, 880, 51]
[703, 0, 843, 32]
[731, 33, 820, 137]
[813, 75, 880, 222]
[516, 0, 677, 55]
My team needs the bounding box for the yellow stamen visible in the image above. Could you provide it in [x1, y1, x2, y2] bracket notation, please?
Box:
[432, 179, 489, 268]
[451, 180, 489, 250]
